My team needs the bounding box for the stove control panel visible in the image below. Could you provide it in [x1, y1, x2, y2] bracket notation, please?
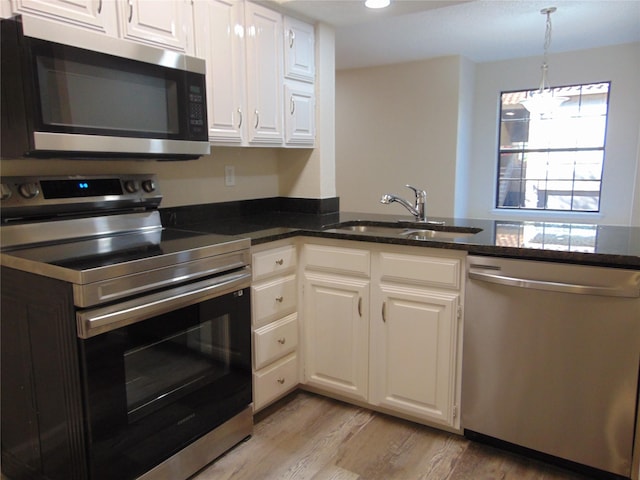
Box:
[0, 174, 162, 219]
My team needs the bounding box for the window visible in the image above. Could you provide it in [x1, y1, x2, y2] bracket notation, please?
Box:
[496, 82, 610, 212]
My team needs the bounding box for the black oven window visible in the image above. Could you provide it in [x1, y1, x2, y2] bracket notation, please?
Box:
[123, 307, 236, 422]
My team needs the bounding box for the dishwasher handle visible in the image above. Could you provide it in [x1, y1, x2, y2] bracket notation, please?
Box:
[468, 270, 640, 298]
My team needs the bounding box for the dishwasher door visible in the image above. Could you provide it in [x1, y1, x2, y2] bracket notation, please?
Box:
[462, 256, 640, 478]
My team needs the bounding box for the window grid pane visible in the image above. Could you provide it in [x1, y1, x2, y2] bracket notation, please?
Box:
[497, 82, 609, 212]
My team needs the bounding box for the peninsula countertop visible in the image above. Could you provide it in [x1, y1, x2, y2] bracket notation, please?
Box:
[174, 211, 640, 269]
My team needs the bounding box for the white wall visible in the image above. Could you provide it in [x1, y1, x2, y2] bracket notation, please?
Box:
[335, 42, 640, 226]
[466, 42, 640, 225]
[0, 148, 280, 208]
[454, 57, 476, 219]
[335, 56, 464, 218]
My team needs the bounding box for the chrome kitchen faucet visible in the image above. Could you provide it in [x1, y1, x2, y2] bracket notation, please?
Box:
[380, 185, 428, 222]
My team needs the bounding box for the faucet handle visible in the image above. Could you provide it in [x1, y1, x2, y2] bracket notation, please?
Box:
[405, 184, 426, 201]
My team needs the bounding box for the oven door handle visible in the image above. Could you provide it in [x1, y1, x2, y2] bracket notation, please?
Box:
[77, 268, 251, 338]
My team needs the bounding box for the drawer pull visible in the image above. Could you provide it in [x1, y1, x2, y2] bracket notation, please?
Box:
[358, 297, 362, 317]
[382, 301, 387, 322]
[275, 258, 284, 265]
[277, 377, 286, 384]
[275, 296, 284, 303]
[278, 337, 286, 344]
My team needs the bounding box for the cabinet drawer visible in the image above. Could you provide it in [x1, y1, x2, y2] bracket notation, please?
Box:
[304, 244, 370, 276]
[254, 313, 298, 369]
[253, 245, 297, 281]
[253, 353, 298, 411]
[252, 274, 297, 328]
[379, 252, 461, 289]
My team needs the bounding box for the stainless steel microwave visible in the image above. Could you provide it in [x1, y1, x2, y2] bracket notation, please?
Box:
[1, 16, 209, 160]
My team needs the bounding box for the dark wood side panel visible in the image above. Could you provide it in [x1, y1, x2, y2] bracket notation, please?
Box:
[1, 267, 88, 480]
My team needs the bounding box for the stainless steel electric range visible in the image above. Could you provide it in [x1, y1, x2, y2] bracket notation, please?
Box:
[1, 174, 253, 480]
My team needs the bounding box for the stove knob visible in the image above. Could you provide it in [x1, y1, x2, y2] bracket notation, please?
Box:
[0, 184, 12, 201]
[142, 179, 156, 193]
[124, 180, 139, 193]
[18, 182, 40, 199]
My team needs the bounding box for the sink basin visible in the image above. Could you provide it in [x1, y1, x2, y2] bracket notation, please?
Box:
[329, 223, 481, 240]
[400, 229, 478, 240]
[338, 225, 407, 235]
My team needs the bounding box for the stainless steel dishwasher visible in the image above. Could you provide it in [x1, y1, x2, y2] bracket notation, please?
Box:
[462, 255, 640, 479]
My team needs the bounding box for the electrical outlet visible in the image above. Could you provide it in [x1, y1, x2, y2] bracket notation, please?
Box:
[225, 165, 235, 186]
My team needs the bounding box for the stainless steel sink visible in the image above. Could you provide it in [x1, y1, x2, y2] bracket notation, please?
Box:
[329, 223, 481, 240]
[338, 225, 406, 235]
[400, 229, 478, 240]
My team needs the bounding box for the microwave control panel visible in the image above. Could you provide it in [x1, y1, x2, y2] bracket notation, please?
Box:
[188, 78, 207, 139]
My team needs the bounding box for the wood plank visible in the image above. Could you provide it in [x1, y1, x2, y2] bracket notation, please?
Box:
[192, 391, 591, 480]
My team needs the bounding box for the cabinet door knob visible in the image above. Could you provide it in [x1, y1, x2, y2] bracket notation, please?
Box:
[278, 337, 286, 344]
[128, 0, 133, 22]
[382, 301, 387, 322]
[97, 0, 103, 14]
[358, 297, 362, 317]
[275, 258, 284, 265]
[275, 296, 284, 303]
[290, 96, 295, 115]
[277, 377, 285, 384]
[254, 110, 260, 129]
[237, 108, 243, 128]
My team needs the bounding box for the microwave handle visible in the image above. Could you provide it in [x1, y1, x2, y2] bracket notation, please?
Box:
[77, 268, 251, 338]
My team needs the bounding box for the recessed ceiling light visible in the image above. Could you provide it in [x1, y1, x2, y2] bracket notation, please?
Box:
[365, 0, 390, 9]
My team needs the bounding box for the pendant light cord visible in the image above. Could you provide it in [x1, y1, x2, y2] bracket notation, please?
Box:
[539, 7, 556, 92]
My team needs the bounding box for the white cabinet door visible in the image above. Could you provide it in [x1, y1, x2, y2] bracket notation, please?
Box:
[284, 81, 315, 146]
[371, 283, 459, 426]
[303, 271, 369, 402]
[244, 2, 283, 145]
[283, 16, 314, 83]
[193, 0, 246, 144]
[118, 0, 193, 53]
[12, 0, 117, 34]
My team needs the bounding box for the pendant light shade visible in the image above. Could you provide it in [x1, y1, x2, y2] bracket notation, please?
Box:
[365, 0, 390, 9]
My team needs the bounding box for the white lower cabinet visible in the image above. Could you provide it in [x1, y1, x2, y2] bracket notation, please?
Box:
[251, 242, 299, 412]
[370, 283, 459, 426]
[301, 239, 464, 430]
[253, 352, 298, 409]
[303, 270, 370, 402]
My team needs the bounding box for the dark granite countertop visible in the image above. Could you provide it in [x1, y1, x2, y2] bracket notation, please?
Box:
[172, 210, 640, 269]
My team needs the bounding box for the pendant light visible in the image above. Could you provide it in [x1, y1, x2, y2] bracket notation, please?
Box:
[520, 7, 568, 116]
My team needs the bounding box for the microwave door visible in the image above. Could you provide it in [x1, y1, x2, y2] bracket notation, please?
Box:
[1, 16, 208, 160]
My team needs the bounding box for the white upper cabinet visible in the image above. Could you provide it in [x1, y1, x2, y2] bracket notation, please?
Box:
[283, 16, 315, 147]
[284, 15, 314, 83]
[11, 0, 118, 35]
[194, 0, 287, 147]
[193, 0, 246, 144]
[284, 80, 315, 146]
[11, 0, 194, 53]
[117, 0, 194, 54]
[244, 1, 283, 145]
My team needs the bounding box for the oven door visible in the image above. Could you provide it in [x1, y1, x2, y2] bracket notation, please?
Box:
[79, 276, 251, 480]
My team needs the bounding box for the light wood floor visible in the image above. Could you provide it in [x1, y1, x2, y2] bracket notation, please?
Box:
[192, 391, 593, 480]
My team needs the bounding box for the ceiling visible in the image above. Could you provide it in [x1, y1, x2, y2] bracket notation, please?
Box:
[263, 0, 640, 69]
